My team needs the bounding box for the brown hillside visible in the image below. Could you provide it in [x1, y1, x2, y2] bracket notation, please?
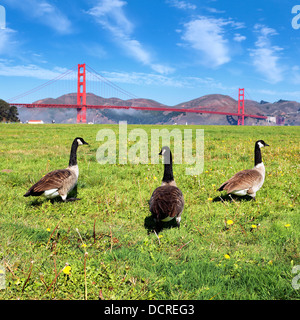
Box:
[15, 92, 299, 125]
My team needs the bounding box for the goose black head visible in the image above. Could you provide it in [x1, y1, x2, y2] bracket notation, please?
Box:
[159, 146, 171, 156]
[75, 137, 89, 146]
[256, 140, 269, 148]
[159, 146, 172, 164]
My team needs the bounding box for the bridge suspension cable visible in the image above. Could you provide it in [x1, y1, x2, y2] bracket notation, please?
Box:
[7, 65, 77, 103]
[85, 64, 138, 100]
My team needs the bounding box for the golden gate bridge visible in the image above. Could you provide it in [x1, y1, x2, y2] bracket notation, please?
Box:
[7, 63, 268, 125]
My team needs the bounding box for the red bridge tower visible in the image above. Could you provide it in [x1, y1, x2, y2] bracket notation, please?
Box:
[77, 63, 87, 123]
[237, 88, 245, 126]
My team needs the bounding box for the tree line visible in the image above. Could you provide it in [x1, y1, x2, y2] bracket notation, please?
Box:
[0, 99, 20, 122]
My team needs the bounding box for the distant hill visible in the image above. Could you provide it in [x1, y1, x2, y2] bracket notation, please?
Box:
[172, 94, 266, 125]
[245, 99, 300, 126]
[16, 93, 300, 125]
[34, 93, 166, 108]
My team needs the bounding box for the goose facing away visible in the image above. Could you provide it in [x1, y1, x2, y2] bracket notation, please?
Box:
[217, 140, 269, 200]
[149, 146, 184, 231]
[24, 137, 89, 202]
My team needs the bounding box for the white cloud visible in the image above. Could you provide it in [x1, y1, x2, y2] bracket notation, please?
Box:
[180, 16, 246, 67]
[101, 71, 184, 87]
[181, 17, 231, 67]
[0, 28, 18, 55]
[121, 39, 152, 66]
[166, 0, 196, 10]
[249, 24, 284, 83]
[206, 7, 226, 14]
[290, 65, 300, 85]
[0, 60, 67, 79]
[87, 0, 173, 74]
[151, 64, 175, 75]
[100, 70, 230, 91]
[249, 87, 300, 100]
[87, 0, 133, 35]
[233, 33, 246, 42]
[34, 1, 72, 34]
[4, 0, 72, 34]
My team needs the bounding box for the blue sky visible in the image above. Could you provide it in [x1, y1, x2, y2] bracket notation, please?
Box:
[1, 0, 300, 105]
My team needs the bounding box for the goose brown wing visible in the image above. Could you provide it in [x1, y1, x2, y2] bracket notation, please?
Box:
[24, 169, 71, 196]
[150, 185, 184, 220]
[218, 169, 263, 193]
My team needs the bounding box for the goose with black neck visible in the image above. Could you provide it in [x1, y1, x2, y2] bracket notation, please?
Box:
[217, 140, 269, 200]
[149, 146, 184, 232]
[24, 137, 89, 202]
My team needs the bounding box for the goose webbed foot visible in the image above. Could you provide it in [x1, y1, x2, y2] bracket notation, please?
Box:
[65, 197, 82, 202]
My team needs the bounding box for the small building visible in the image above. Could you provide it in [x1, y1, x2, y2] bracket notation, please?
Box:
[266, 116, 276, 123]
[27, 120, 44, 124]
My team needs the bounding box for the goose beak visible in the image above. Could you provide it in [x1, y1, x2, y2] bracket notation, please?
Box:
[84, 141, 89, 145]
[265, 143, 269, 147]
[159, 150, 162, 155]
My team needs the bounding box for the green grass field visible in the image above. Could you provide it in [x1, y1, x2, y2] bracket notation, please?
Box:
[0, 123, 299, 300]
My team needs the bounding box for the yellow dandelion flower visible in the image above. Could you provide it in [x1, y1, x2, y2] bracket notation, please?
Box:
[207, 197, 213, 201]
[285, 224, 291, 228]
[62, 265, 71, 275]
[251, 224, 257, 229]
[46, 228, 51, 232]
[81, 243, 87, 248]
[153, 176, 157, 180]
[224, 254, 230, 259]
[227, 219, 233, 225]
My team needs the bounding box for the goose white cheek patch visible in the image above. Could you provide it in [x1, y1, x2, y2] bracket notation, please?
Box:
[258, 142, 264, 148]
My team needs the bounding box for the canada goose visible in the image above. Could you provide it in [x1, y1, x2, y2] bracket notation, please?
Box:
[24, 137, 89, 202]
[217, 140, 269, 200]
[149, 146, 184, 231]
